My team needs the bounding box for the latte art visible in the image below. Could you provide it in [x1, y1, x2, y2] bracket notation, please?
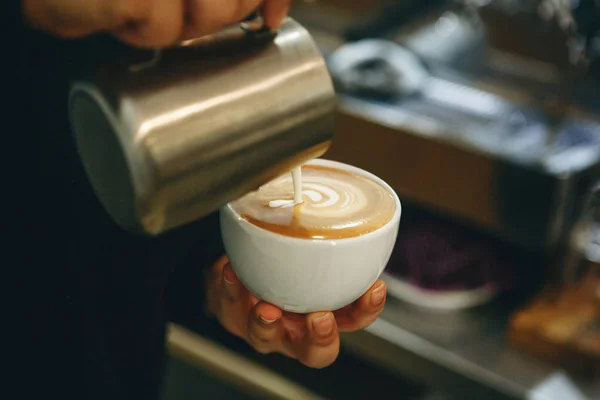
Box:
[230, 165, 396, 239]
[267, 178, 368, 219]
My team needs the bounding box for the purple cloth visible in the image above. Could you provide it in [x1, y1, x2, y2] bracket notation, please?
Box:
[387, 217, 516, 292]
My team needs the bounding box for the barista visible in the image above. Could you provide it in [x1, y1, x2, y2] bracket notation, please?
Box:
[21, 1, 387, 399]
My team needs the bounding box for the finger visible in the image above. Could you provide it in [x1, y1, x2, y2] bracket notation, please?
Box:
[23, 0, 129, 37]
[113, 0, 185, 48]
[296, 312, 340, 369]
[261, 0, 291, 29]
[205, 256, 227, 315]
[221, 263, 243, 302]
[335, 281, 386, 332]
[181, 0, 264, 41]
[247, 302, 284, 354]
[217, 263, 250, 338]
[206, 255, 230, 315]
[210, 255, 230, 282]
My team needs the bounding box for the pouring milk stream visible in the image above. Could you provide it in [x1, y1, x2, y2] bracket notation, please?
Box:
[268, 167, 305, 208]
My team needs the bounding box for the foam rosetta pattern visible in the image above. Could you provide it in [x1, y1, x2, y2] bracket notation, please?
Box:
[231, 165, 395, 239]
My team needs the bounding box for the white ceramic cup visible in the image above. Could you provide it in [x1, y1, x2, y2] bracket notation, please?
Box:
[220, 159, 401, 313]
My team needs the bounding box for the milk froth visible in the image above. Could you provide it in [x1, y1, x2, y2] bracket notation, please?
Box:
[230, 165, 396, 239]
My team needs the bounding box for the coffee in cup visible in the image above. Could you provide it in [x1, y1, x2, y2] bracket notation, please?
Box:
[221, 159, 401, 313]
[230, 164, 396, 240]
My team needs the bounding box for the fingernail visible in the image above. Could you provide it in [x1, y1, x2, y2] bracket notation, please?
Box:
[223, 266, 238, 285]
[259, 315, 278, 324]
[370, 283, 386, 307]
[312, 313, 333, 336]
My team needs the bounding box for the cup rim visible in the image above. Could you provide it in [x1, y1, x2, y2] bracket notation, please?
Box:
[222, 158, 401, 244]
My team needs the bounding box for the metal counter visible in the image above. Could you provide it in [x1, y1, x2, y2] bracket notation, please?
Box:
[167, 324, 326, 400]
[341, 296, 600, 400]
[168, 298, 599, 400]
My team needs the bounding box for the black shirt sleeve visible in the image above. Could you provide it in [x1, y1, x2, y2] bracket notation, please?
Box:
[22, 8, 223, 399]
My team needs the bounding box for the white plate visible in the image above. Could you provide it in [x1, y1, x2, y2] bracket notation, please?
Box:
[381, 272, 498, 312]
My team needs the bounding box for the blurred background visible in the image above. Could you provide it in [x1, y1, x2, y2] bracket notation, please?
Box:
[163, 1, 600, 399]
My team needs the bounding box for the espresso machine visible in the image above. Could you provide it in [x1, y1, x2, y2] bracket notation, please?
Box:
[474, 0, 600, 283]
[321, 0, 600, 286]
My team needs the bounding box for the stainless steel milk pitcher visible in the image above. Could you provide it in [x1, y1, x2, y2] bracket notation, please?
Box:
[69, 18, 336, 236]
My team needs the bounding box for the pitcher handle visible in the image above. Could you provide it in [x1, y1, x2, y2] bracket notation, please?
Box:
[129, 10, 275, 73]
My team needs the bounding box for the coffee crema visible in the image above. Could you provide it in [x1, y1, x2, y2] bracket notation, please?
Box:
[230, 165, 396, 239]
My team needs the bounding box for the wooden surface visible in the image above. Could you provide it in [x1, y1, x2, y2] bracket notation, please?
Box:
[509, 267, 600, 379]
